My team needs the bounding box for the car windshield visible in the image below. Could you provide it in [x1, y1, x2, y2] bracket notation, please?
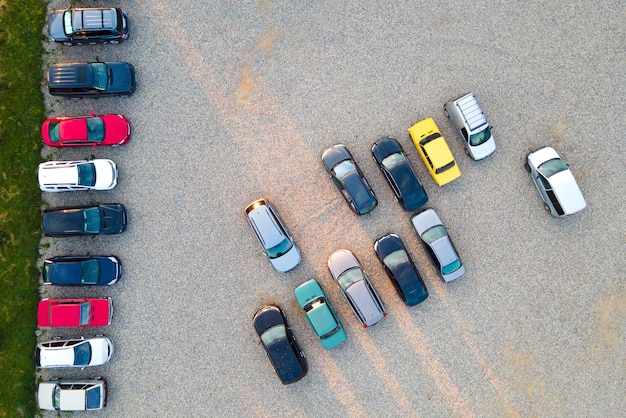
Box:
[469, 126, 492, 146]
[381, 152, 405, 170]
[48, 122, 61, 142]
[63, 10, 73, 35]
[267, 238, 293, 259]
[261, 324, 286, 346]
[86, 117, 105, 142]
[332, 160, 356, 180]
[383, 249, 409, 269]
[77, 163, 96, 187]
[338, 267, 364, 290]
[81, 260, 100, 284]
[442, 259, 462, 275]
[90, 63, 109, 90]
[53, 385, 62, 410]
[79, 302, 91, 326]
[435, 160, 456, 174]
[421, 225, 447, 245]
[83, 208, 101, 233]
[538, 158, 568, 178]
[86, 386, 102, 410]
[73, 341, 92, 366]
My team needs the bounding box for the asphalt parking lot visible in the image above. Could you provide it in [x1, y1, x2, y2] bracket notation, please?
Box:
[40, 0, 625, 416]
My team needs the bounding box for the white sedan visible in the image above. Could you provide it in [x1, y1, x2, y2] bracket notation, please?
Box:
[525, 146, 586, 217]
[38, 159, 117, 192]
[36, 336, 114, 368]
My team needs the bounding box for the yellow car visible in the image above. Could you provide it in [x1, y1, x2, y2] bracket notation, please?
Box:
[408, 117, 461, 186]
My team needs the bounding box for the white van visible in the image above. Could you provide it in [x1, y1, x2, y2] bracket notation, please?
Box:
[444, 93, 496, 160]
[38, 159, 117, 192]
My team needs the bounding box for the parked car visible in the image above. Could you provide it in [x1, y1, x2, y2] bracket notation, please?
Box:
[43, 256, 121, 286]
[322, 144, 378, 215]
[444, 93, 496, 160]
[327, 249, 386, 327]
[42, 204, 127, 237]
[408, 117, 461, 186]
[36, 336, 114, 368]
[48, 7, 129, 46]
[371, 136, 428, 211]
[37, 298, 113, 328]
[411, 208, 465, 282]
[38, 159, 117, 192]
[294, 279, 347, 349]
[42, 113, 131, 147]
[525, 146, 586, 217]
[38, 378, 107, 411]
[374, 234, 429, 306]
[47, 62, 136, 98]
[245, 198, 300, 272]
[253, 305, 307, 385]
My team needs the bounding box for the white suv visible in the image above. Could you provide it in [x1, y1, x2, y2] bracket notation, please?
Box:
[38, 159, 117, 192]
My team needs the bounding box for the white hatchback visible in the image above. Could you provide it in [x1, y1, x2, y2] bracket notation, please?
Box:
[38, 378, 107, 411]
[38, 159, 117, 192]
[36, 336, 114, 368]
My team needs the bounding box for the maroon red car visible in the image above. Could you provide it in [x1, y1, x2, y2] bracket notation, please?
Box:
[37, 298, 113, 328]
[42, 113, 131, 147]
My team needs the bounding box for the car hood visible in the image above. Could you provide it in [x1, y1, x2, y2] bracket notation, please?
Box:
[89, 298, 112, 326]
[99, 205, 127, 234]
[99, 257, 121, 284]
[469, 135, 496, 160]
[37, 382, 57, 410]
[430, 236, 459, 268]
[372, 137, 402, 162]
[48, 11, 68, 41]
[322, 145, 351, 170]
[550, 170, 587, 214]
[92, 160, 118, 189]
[106, 62, 136, 93]
[253, 306, 283, 335]
[346, 281, 384, 326]
[269, 244, 301, 273]
[411, 209, 441, 237]
[101, 114, 131, 143]
[91, 338, 113, 365]
[328, 250, 359, 279]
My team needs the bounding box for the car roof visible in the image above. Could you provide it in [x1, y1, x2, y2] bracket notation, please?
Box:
[430, 236, 459, 267]
[71, 8, 118, 31]
[307, 301, 337, 336]
[549, 170, 586, 214]
[39, 163, 80, 185]
[266, 335, 305, 384]
[48, 63, 93, 87]
[50, 303, 82, 327]
[342, 171, 374, 210]
[48, 261, 82, 284]
[247, 204, 285, 249]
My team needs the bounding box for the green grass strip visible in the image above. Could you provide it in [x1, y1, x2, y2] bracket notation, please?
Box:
[0, 0, 47, 416]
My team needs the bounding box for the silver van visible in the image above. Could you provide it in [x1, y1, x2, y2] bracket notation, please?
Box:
[444, 93, 496, 160]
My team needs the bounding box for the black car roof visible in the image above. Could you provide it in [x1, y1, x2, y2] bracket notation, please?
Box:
[72, 8, 118, 31]
[48, 63, 93, 87]
[42, 209, 85, 234]
[266, 337, 306, 384]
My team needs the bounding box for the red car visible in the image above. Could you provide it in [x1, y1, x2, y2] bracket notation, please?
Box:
[37, 298, 113, 328]
[42, 113, 131, 147]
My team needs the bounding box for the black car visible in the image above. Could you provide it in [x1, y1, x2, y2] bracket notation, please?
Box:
[42, 204, 127, 237]
[253, 305, 307, 385]
[372, 137, 428, 211]
[322, 144, 378, 215]
[47, 62, 136, 98]
[374, 234, 429, 306]
[43, 256, 122, 286]
[48, 7, 129, 46]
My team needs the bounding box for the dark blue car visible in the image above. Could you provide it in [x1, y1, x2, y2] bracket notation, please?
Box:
[43, 256, 121, 286]
[322, 144, 377, 215]
[253, 305, 307, 385]
[374, 233, 429, 306]
[372, 137, 428, 211]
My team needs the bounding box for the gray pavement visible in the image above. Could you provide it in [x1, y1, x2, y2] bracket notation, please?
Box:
[39, 0, 625, 416]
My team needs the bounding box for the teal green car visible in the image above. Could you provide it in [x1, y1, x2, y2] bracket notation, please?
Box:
[294, 279, 347, 349]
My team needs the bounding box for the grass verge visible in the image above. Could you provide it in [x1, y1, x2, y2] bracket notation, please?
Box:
[0, 0, 47, 416]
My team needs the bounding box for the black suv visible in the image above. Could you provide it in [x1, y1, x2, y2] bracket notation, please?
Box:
[48, 7, 129, 46]
[47, 62, 136, 98]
